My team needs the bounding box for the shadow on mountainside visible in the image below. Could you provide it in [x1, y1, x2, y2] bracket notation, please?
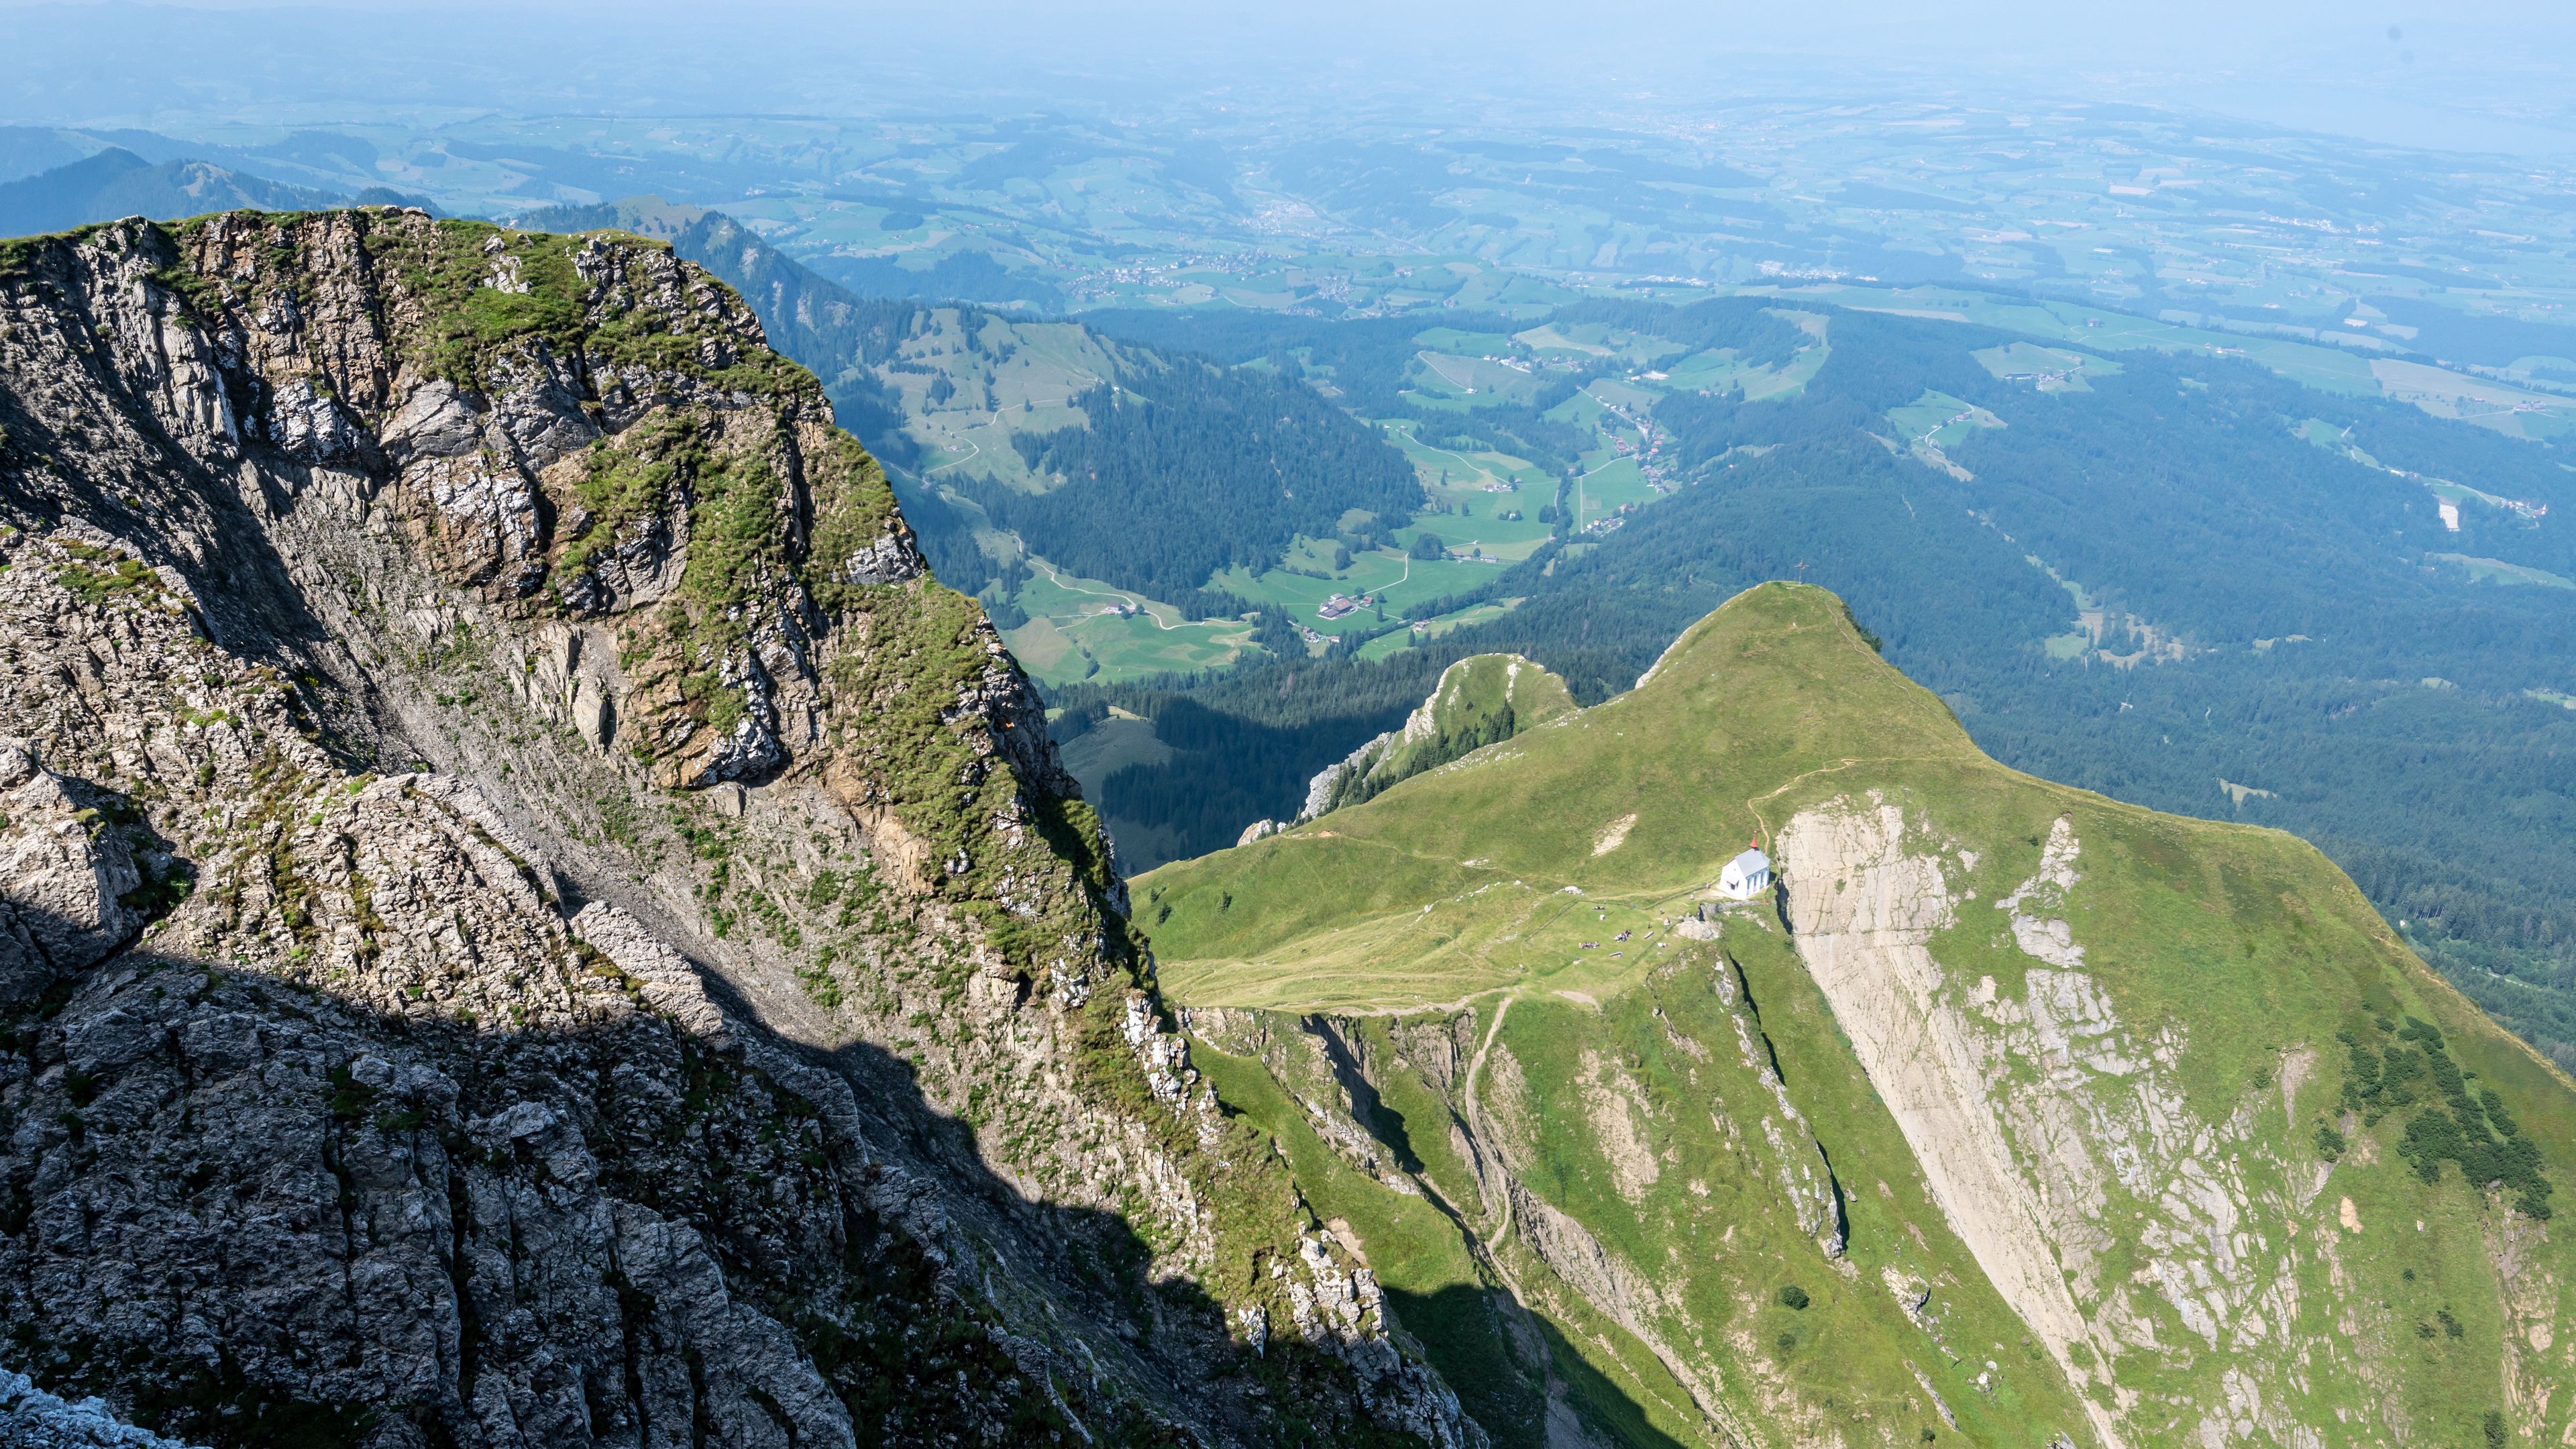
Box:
[0, 212, 1508, 1445]
[1374, 1283, 1693, 1449]
[0, 368, 413, 777]
[0, 917, 1278, 1448]
[1197, 1017, 1701, 1449]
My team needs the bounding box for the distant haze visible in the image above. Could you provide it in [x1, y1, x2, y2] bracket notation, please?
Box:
[3, 0, 2573, 155]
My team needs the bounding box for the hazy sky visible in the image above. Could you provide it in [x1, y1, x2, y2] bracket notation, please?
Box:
[3, 0, 2571, 154]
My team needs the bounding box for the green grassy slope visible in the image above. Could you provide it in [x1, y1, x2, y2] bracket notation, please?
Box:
[1140, 583, 2576, 1449]
[1140, 585, 1968, 1010]
[1303, 653, 1577, 822]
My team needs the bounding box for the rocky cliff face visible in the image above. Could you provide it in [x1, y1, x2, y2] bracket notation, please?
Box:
[1775, 798, 2563, 1449]
[0, 211, 1472, 1448]
[1184, 944, 1867, 1449]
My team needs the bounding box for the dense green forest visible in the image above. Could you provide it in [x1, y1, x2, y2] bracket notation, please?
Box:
[1084, 309, 1496, 413]
[1551, 295, 1813, 366]
[961, 366, 1418, 602]
[1062, 306, 2576, 1069]
[1410, 391, 1598, 477]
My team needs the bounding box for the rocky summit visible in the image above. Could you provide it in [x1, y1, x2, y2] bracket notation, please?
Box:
[0, 210, 1472, 1448]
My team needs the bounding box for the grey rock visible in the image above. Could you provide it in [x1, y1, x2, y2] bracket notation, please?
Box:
[839, 529, 923, 587]
[268, 376, 366, 464]
[382, 380, 481, 462]
[0, 211, 1477, 1449]
[0, 745, 146, 1004]
[174, 1013, 261, 1075]
[0, 1365, 205, 1448]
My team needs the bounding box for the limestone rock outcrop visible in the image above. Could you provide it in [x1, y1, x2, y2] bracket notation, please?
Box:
[1297, 654, 1573, 824]
[0, 741, 157, 1004]
[0, 213, 1471, 1449]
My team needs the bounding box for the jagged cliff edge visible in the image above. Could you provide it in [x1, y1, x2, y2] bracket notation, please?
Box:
[0, 210, 1475, 1448]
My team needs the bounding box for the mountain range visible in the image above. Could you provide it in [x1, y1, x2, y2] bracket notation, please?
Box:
[513, 201, 2576, 1087]
[0, 145, 412, 237]
[1, 203, 2567, 1449]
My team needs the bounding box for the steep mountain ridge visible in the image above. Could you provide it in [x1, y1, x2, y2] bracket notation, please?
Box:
[1297, 655, 1575, 824]
[1136, 584, 2576, 1448]
[0, 210, 1472, 1448]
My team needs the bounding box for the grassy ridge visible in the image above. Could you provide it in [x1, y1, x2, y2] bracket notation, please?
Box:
[1140, 584, 1968, 1007]
[1139, 582, 2576, 1448]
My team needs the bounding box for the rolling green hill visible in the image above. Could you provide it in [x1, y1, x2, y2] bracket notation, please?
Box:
[1136, 585, 2576, 1449]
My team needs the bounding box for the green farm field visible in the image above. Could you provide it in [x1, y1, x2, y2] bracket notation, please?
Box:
[1005, 557, 1258, 685]
[1356, 598, 1526, 661]
[1208, 546, 1496, 635]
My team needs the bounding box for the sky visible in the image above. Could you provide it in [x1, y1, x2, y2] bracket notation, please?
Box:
[2, 0, 2572, 155]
